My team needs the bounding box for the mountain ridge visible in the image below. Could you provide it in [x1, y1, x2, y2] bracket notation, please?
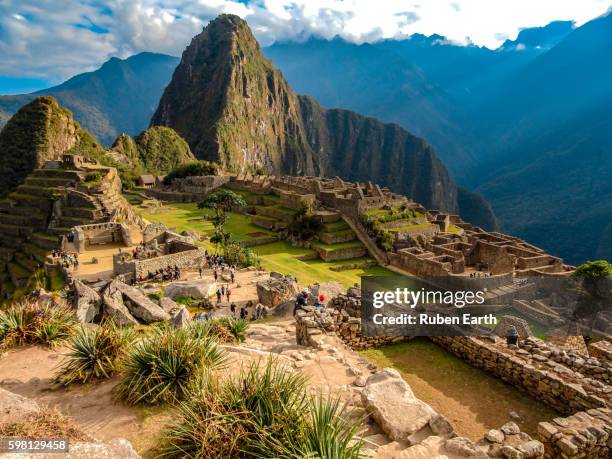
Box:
[151, 14, 496, 229]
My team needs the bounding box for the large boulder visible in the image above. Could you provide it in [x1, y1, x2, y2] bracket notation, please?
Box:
[114, 281, 170, 323]
[165, 278, 216, 300]
[172, 307, 192, 328]
[160, 296, 179, 314]
[0, 387, 40, 424]
[101, 280, 139, 327]
[256, 275, 299, 307]
[72, 279, 101, 323]
[361, 368, 437, 442]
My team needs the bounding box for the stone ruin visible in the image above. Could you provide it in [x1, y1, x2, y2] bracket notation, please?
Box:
[295, 288, 612, 458]
[256, 272, 299, 307]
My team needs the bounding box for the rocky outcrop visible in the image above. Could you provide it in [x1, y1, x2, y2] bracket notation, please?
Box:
[0, 97, 80, 198]
[0, 388, 40, 424]
[256, 275, 299, 307]
[101, 280, 139, 327]
[109, 126, 195, 175]
[113, 281, 170, 323]
[361, 368, 438, 442]
[165, 279, 217, 300]
[0, 387, 140, 459]
[72, 279, 101, 323]
[150, 14, 495, 225]
[172, 307, 192, 328]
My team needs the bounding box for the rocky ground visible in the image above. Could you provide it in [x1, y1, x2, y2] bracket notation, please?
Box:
[0, 266, 550, 458]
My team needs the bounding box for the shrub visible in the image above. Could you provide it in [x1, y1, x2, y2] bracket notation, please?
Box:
[84, 171, 102, 185]
[286, 204, 323, 242]
[54, 322, 135, 385]
[157, 359, 363, 458]
[114, 327, 226, 405]
[187, 317, 249, 344]
[222, 241, 259, 268]
[0, 300, 76, 350]
[163, 161, 219, 185]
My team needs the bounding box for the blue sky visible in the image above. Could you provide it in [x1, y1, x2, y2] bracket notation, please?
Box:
[1, 0, 610, 94]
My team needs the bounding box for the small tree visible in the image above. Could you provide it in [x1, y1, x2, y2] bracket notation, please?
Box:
[286, 204, 323, 242]
[198, 190, 246, 245]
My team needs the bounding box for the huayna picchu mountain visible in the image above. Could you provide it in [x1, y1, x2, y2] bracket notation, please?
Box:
[151, 14, 496, 230]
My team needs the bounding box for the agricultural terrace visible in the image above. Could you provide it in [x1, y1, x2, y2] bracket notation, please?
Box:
[125, 192, 392, 287]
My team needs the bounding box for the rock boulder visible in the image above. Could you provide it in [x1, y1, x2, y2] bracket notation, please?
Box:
[256, 275, 299, 307]
[165, 278, 216, 300]
[72, 279, 101, 323]
[0, 387, 40, 424]
[102, 281, 139, 327]
[114, 281, 170, 323]
[361, 368, 437, 442]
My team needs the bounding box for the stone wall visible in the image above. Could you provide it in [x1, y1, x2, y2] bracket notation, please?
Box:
[317, 245, 367, 262]
[133, 249, 205, 277]
[73, 222, 128, 252]
[431, 336, 611, 415]
[295, 291, 411, 350]
[537, 408, 611, 458]
[589, 340, 612, 363]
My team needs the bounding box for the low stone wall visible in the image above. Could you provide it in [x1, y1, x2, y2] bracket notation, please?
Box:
[73, 222, 128, 253]
[521, 337, 611, 385]
[133, 249, 205, 277]
[317, 246, 366, 262]
[431, 336, 611, 415]
[537, 408, 611, 458]
[295, 291, 411, 350]
[589, 340, 612, 363]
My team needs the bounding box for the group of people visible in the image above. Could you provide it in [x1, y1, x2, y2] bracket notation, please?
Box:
[131, 242, 158, 261]
[229, 301, 265, 321]
[215, 285, 232, 304]
[52, 249, 79, 270]
[138, 265, 182, 283]
[469, 271, 492, 278]
[293, 289, 326, 315]
[203, 252, 225, 270]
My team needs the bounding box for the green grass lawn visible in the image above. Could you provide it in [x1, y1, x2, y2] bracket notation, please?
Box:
[135, 200, 392, 287]
[251, 241, 391, 287]
[138, 202, 272, 242]
[360, 339, 559, 439]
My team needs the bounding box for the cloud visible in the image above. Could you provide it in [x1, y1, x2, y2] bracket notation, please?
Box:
[0, 0, 610, 86]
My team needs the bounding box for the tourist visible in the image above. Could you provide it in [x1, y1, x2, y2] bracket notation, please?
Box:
[230, 270, 235, 283]
[199, 266, 203, 278]
[314, 294, 325, 308]
[293, 289, 309, 315]
[254, 302, 263, 320]
[216, 289, 222, 304]
[240, 306, 247, 320]
[220, 285, 225, 297]
[230, 302, 236, 318]
[226, 287, 231, 302]
[213, 269, 218, 281]
[506, 325, 519, 347]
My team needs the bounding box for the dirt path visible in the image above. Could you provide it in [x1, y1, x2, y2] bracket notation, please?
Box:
[360, 338, 560, 441]
[0, 346, 169, 455]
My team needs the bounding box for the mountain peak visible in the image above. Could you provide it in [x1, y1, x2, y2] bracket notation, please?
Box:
[150, 14, 496, 226]
[499, 20, 575, 51]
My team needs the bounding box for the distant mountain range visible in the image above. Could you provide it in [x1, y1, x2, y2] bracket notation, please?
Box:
[1, 13, 610, 263]
[0, 53, 179, 146]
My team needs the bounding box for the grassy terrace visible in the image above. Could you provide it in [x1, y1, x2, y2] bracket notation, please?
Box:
[360, 339, 559, 440]
[133, 199, 391, 287]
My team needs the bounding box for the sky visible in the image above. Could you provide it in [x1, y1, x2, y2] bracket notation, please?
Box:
[0, 0, 610, 94]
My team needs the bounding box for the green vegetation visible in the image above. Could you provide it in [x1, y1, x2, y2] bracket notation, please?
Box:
[0, 299, 76, 350]
[285, 204, 324, 242]
[190, 317, 249, 344]
[573, 260, 612, 278]
[157, 358, 363, 458]
[55, 322, 135, 385]
[198, 189, 247, 244]
[163, 160, 219, 185]
[136, 201, 391, 286]
[114, 326, 226, 405]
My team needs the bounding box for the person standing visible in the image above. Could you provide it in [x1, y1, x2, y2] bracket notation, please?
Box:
[216, 289, 222, 304]
[230, 302, 236, 318]
[226, 287, 231, 302]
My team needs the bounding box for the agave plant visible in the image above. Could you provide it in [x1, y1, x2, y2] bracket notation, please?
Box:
[55, 322, 134, 385]
[157, 358, 364, 458]
[0, 300, 76, 350]
[115, 327, 226, 405]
